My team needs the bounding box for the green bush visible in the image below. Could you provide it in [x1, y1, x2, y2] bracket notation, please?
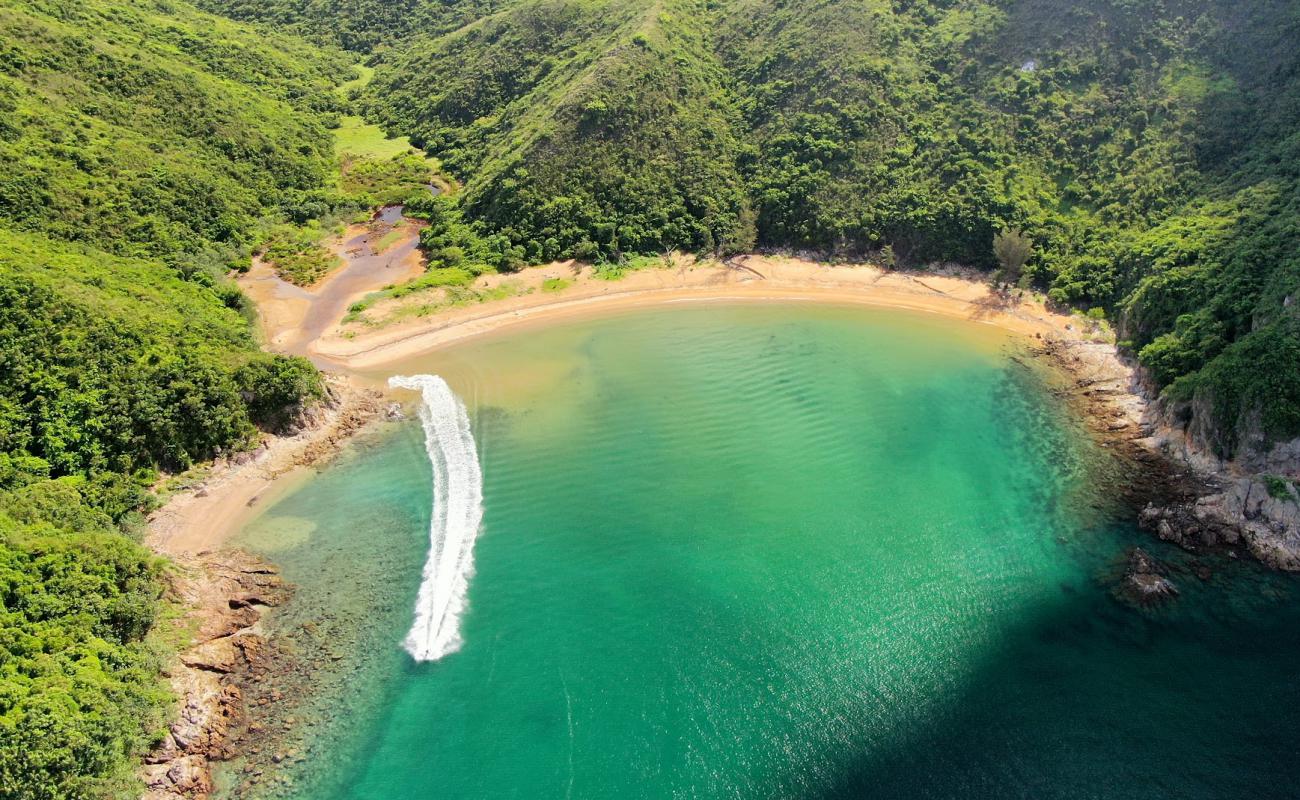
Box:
[0, 2, 350, 794]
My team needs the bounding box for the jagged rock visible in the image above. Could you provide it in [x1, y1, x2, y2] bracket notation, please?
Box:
[197, 605, 260, 642]
[385, 401, 405, 421]
[143, 754, 212, 797]
[143, 551, 292, 799]
[1138, 476, 1300, 570]
[1116, 547, 1179, 607]
[180, 638, 239, 674]
[229, 592, 276, 609]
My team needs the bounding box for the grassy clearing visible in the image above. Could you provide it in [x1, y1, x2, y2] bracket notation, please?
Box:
[593, 253, 674, 281]
[334, 115, 428, 161]
[341, 270, 534, 327]
[338, 63, 375, 96]
[388, 282, 527, 322]
[332, 63, 440, 197]
[333, 65, 433, 162]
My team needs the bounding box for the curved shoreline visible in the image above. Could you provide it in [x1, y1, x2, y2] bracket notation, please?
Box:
[143, 256, 1155, 800]
[316, 257, 1092, 371]
[157, 256, 1142, 558]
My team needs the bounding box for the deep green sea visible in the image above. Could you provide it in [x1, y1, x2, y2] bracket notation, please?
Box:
[228, 303, 1300, 799]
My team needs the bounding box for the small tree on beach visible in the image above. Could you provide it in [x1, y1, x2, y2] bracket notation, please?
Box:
[880, 244, 897, 270]
[992, 228, 1032, 287]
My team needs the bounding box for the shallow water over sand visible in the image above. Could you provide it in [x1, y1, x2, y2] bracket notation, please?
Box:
[229, 303, 1300, 799]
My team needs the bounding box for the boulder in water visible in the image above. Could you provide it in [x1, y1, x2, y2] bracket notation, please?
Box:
[1116, 547, 1179, 607]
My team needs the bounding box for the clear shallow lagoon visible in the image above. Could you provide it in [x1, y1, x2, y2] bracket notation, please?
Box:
[231, 303, 1300, 799]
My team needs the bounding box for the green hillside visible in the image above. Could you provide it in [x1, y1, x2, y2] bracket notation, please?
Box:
[363, 0, 752, 262]
[0, 1, 348, 796]
[1, 0, 1298, 791]
[212, 0, 1300, 460]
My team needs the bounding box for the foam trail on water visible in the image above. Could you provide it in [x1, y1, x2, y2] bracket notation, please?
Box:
[388, 374, 483, 662]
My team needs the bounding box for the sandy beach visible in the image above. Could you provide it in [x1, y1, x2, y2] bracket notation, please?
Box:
[143, 242, 1155, 800]
[145, 378, 385, 560]
[318, 255, 1099, 369]
[156, 249, 1136, 559]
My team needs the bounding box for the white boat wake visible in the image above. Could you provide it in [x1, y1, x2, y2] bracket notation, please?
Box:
[388, 374, 483, 662]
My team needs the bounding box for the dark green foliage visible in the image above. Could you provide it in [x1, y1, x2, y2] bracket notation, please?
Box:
[0, 231, 327, 476]
[0, 0, 346, 794]
[330, 0, 1300, 456]
[362, 0, 752, 263]
[0, 483, 169, 800]
[993, 229, 1033, 285]
[1175, 315, 1300, 456]
[0, 0, 351, 272]
[194, 0, 500, 52]
[236, 355, 326, 433]
[1263, 475, 1296, 501]
[406, 194, 529, 274]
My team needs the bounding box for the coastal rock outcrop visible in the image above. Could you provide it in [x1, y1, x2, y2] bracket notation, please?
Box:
[143, 553, 289, 800]
[1035, 337, 1300, 573]
[1138, 476, 1300, 570]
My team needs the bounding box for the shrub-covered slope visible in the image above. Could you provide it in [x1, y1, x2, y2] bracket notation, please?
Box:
[193, 0, 500, 52]
[308, 0, 1299, 460]
[0, 0, 350, 272]
[0, 1, 347, 795]
[366, 0, 752, 262]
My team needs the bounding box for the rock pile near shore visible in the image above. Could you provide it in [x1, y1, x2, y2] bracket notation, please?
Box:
[1115, 547, 1180, 607]
[1140, 476, 1300, 571]
[143, 552, 290, 799]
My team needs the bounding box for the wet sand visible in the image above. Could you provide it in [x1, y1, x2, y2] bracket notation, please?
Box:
[239, 205, 426, 368]
[320, 256, 1095, 370]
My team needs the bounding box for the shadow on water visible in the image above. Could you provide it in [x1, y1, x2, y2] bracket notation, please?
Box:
[803, 549, 1300, 800]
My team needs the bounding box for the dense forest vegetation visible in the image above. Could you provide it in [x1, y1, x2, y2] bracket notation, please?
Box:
[2, 0, 1298, 793]
[201, 0, 1300, 462]
[0, 1, 348, 796]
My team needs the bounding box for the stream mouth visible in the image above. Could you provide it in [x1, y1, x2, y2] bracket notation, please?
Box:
[375, 204, 405, 225]
[274, 204, 426, 368]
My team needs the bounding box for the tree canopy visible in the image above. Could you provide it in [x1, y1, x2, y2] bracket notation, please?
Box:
[220, 0, 1300, 458]
[0, 0, 347, 794]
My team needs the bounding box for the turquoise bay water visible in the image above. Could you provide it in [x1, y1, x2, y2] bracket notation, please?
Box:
[233, 304, 1300, 799]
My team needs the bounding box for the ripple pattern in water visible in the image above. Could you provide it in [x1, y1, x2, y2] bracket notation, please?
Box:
[234, 304, 1300, 800]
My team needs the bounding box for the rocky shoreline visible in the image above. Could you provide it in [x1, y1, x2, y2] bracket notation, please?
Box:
[142, 380, 392, 798]
[1138, 476, 1300, 571]
[143, 552, 291, 799]
[1032, 335, 1300, 574]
